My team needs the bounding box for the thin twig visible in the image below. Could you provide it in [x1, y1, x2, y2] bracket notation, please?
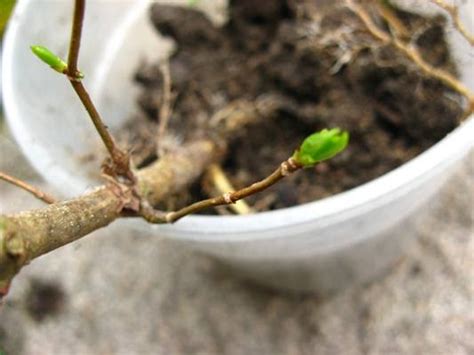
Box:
[0, 171, 56, 204]
[66, 0, 133, 180]
[141, 158, 302, 223]
[69, 80, 117, 158]
[157, 61, 174, 156]
[346, 0, 474, 114]
[206, 164, 254, 215]
[69, 80, 132, 179]
[429, 0, 474, 46]
[67, 0, 85, 77]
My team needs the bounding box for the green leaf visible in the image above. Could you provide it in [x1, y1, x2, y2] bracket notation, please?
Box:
[293, 128, 349, 167]
[0, 0, 15, 35]
[30, 45, 68, 74]
[188, 0, 199, 5]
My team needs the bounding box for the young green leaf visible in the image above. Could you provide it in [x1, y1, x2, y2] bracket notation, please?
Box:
[293, 128, 349, 167]
[30, 45, 68, 74]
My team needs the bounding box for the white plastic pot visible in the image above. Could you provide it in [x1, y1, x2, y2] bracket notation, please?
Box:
[3, 0, 473, 293]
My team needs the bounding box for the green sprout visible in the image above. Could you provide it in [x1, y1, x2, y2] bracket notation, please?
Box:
[188, 0, 199, 6]
[30, 45, 68, 74]
[293, 128, 349, 167]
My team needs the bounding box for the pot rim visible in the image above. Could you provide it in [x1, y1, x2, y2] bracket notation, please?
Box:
[3, 0, 474, 243]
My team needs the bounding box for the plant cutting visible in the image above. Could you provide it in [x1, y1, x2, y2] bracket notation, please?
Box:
[1, 0, 473, 295]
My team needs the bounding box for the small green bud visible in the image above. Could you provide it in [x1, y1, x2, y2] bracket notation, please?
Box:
[30, 45, 68, 73]
[293, 128, 349, 167]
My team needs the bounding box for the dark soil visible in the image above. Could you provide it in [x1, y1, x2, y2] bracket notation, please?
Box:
[122, 0, 463, 212]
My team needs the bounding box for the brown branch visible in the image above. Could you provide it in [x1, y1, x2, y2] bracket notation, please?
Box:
[140, 158, 302, 224]
[67, 0, 85, 76]
[69, 80, 132, 180]
[429, 0, 474, 46]
[0, 171, 56, 204]
[136, 140, 217, 206]
[206, 164, 254, 215]
[346, 0, 474, 114]
[66, 0, 133, 180]
[0, 186, 123, 297]
[0, 138, 218, 298]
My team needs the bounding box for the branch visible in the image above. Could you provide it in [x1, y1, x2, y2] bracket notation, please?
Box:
[140, 128, 349, 223]
[67, 0, 85, 76]
[0, 139, 217, 298]
[0, 171, 56, 204]
[0, 186, 123, 297]
[429, 0, 474, 46]
[63, 0, 133, 180]
[0, 140, 214, 289]
[206, 164, 254, 215]
[347, 0, 474, 115]
[140, 158, 302, 224]
[69, 80, 133, 180]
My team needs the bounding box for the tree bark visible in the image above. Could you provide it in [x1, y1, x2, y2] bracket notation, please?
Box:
[0, 186, 121, 295]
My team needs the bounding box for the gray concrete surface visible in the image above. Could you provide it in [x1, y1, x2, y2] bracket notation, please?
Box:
[0, 125, 473, 355]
